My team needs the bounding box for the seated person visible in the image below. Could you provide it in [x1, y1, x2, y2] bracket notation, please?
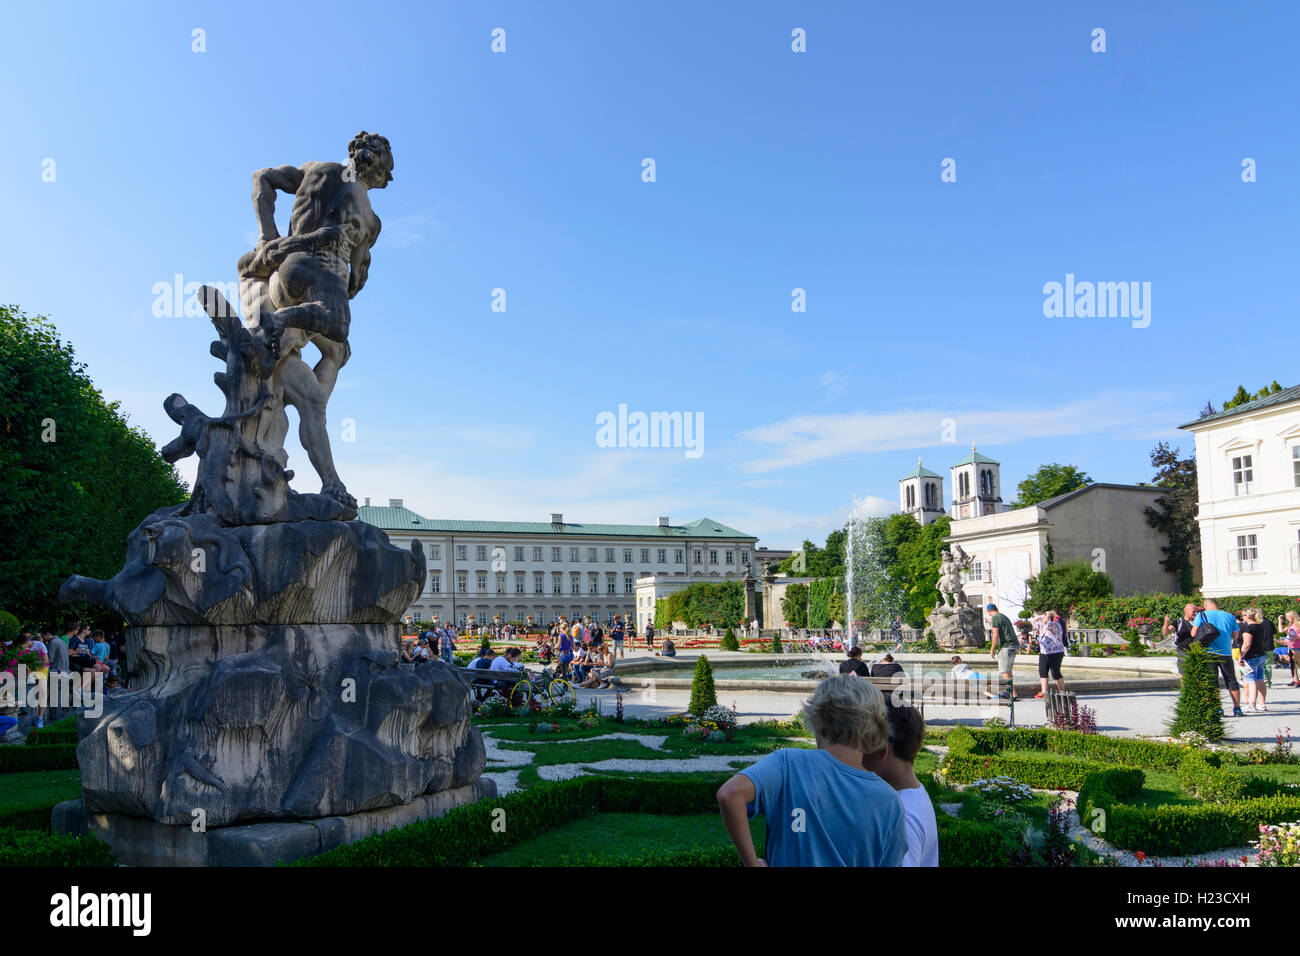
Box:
[715, 675, 907, 866]
[488, 647, 525, 696]
[950, 655, 994, 699]
[870, 653, 904, 678]
[661, 637, 677, 657]
[571, 646, 591, 683]
[839, 646, 870, 677]
[862, 698, 939, 866]
[580, 645, 616, 689]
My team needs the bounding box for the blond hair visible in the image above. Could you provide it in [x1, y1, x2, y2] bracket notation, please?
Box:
[1244, 608, 1263, 624]
[801, 674, 888, 753]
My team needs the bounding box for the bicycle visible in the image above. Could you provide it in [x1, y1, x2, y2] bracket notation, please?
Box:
[510, 666, 577, 709]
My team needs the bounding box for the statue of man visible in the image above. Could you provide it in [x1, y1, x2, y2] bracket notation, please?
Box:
[234, 132, 394, 510]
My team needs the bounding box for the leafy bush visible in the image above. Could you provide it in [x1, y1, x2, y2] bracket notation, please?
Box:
[1168, 644, 1225, 742]
[922, 632, 940, 653]
[719, 628, 739, 651]
[936, 814, 1004, 867]
[0, 610, 19, 644]
[655, 582, 745, 629]
[1024, 561, 1113, 613]
[688, 655, 718, 717]
[1071, 593, 1300, 630]
[770, 632, 783, 653]
[943, 752, 1111, 792]
[1178, 753, 1248, 804]
[0, 828, 114, 867]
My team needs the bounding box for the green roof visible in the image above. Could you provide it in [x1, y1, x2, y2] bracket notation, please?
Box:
[357, 506, 755, 540]
[951, 446, 1000, 466]
[1181, 384, 1300, 429]
[900, 462, 942, 480]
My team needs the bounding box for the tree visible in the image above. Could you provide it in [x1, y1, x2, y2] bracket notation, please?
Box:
[1023, 560, 1113, 613]
[781, 583, 809, 627]
[689, 654, 718, 716]
[1143, 441, 1200, 593]
[1012, 463, 1091, 508]
[1167, 644, 1224, 741]
[0, 306, 189, 627]
[719, 627, 739, 651]
[1223, 380, 1283, 411]
[896, 516, 952, 627]
[778, 529, 846, 578]
[654, 581, 744, 629]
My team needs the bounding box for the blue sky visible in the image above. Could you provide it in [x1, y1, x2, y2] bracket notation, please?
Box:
[4, 1, 1297, 548]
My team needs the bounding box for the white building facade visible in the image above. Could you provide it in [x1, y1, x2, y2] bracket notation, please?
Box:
[1181, 386, 1300, 597]
[945, 483, 1180, 617]
[358, 500, 758, 627]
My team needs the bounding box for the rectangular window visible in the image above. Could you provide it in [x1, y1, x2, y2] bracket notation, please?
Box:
[428, 545, 441, 561]
[625, 549, 634, 563]
[533, 546, 543, 562]
[588, 548, 598, 562]
[456, 574, 467, 593]
[1236, 533, 1259, 572]
[694, 550, 702, 564]
[725, 550, 734, 564]
[475, 545, 487, 561]
[570, 572, 581, 593]
[606, 574, 616, 595]
[740, 551, 749, 566]
[675, 550, 684, 564]
[551, 547, 562, 562]
[658, 549, 667, 563]
[624, 575, 634, 595]
[709, 550, 718, 564]
[589, 574, 599, 595]
[514, 573, 525, 594]
[606, 548, 616, 563]
[476, 573, 487, 592]
[514, 546, 524, 562]
[1293, 446, 1300, 488]
[640, 548, 649, 562]
[1232, 455, 1254, 496]
[552, 573, 562, 595]
[455, 545, 467, 561]
[534, 573, 544, 595]
[570, 547, 580, 563]
[428, 573, 441, 593]
[496, 573, 506, 594]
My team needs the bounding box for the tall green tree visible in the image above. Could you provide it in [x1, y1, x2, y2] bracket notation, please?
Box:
[897, 516, 952, 626]
[780, 583, 809, 627]
[1222, 380, 1283, 411]
[1143, 441, 1200, 593]
[0, 306, 189, 626]
[1012, 463, 1092, 508]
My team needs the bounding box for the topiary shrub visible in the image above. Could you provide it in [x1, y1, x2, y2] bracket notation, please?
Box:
[1123, 627, 1147, 657]
[770, 632, 783, 653]
[719, 628, 739, 651]
[688, 654, 718, 716]
[0, 610, 19, 645]
[1167, 643, 1224, 742]
[922, 631, 940, 653]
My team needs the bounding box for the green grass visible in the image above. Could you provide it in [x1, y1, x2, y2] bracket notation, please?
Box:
[477, 812, 762, 866]
[0, 769, 82, 829]
[499, 738, 679, 766]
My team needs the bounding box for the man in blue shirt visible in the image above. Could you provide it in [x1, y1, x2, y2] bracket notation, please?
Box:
[716, 674, 907, 867]
[1191, 599, 1243, 717]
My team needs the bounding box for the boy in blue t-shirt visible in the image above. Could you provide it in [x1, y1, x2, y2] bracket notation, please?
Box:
[1192, 599, 1243, 716]
[716, 674, 907, 867]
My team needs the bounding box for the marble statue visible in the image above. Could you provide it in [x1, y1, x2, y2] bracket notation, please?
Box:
[54, 135, 492, 866]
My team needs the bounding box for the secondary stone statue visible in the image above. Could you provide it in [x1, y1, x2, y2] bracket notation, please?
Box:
[55, 135, 492, 866]
[927, 546, 981, 649]
[935, 545, 971, 609]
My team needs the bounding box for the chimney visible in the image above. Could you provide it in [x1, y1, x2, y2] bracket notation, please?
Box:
[390, 498, 403, 509]
[658, 517, 671, 527]
[364, 497, 371, 507]
[551, 513, 564, 525]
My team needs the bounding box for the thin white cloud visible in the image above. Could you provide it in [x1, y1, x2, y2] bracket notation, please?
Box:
[739, 391, 1185, 473]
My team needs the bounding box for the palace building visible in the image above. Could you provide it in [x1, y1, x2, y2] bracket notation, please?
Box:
[358, 499, 757, 627]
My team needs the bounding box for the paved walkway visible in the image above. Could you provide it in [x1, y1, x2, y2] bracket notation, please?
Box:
[571, 648, 1296, 746]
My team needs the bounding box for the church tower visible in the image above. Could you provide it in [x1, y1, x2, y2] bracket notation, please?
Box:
[899, 459, 945, 525]
[950, 444, 1003, 519]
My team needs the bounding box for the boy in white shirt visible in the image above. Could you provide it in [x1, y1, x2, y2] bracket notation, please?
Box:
[862, 699, 939, 867]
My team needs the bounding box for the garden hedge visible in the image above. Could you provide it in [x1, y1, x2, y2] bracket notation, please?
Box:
[298, 772, 1004, 867]
[1071, 593, 1300, 630]
[942, 751, 1112, 791]
[0, 828, 114, 867]
[0, 744, 78, 772]
[958, 726, 1194, 773]
[1077, 766, 1300, 856]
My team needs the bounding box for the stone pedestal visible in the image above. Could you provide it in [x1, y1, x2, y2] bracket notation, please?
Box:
[926, 603, 985, 649]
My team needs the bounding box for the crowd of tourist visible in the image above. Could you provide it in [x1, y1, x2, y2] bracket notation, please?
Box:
[1, 621, 122, 732]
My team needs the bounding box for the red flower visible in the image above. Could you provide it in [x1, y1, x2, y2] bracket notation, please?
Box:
[1134, 851, 1146, 862]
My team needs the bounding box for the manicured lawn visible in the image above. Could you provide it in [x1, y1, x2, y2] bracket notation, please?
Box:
[477, 812, 763, 866]
[0, 769, 82, 811]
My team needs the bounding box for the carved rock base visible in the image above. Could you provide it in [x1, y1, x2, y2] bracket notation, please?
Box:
[926, 604, 985, 649]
